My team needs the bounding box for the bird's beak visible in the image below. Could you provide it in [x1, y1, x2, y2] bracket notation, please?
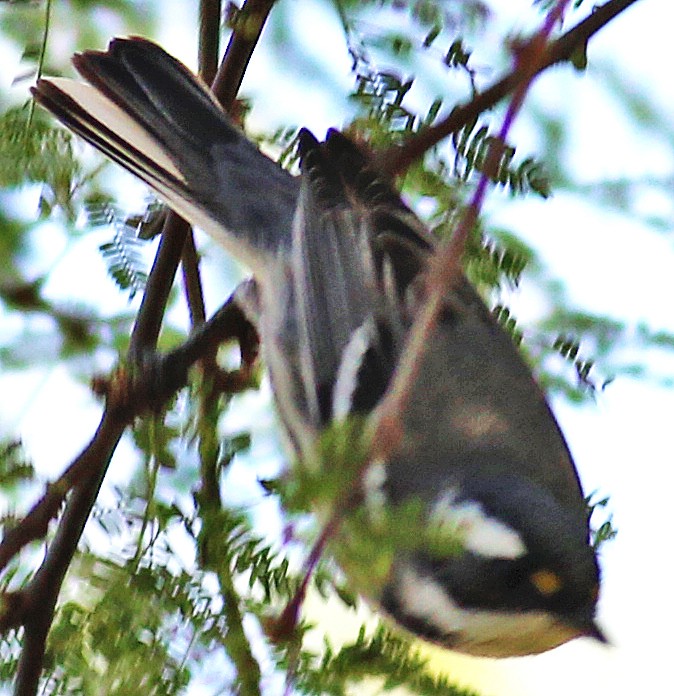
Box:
[583, 620, 610, 645]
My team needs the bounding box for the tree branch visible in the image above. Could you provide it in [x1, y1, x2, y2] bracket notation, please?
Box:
[9, 3, 276, 687]
[13, 413, 125, 696]
[212, 0, 277, 112]
[0, 291, 257, 580]
[129, 213, 193, 359]
[180, 0, 223, 330]
[199, 0, 222, 86]
[181, 231, 208, 327]
[376, 0, 642, 177]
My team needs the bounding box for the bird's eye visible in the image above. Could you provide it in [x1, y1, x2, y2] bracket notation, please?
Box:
[530, 568, 563, 596]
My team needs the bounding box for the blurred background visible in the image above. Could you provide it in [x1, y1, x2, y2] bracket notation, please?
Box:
[1, 1, 672, 694]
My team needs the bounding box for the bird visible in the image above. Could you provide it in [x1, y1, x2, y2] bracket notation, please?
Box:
[32, 36, 605, 658]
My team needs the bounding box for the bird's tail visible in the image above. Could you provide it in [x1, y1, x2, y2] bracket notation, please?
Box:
[32, 37, 299, 274]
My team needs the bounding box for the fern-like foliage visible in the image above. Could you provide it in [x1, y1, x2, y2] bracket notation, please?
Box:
[535, 0, 589, 12]
[90, 203, 149, 300]
[0, 439, 36, 555]
[552, 335, 596, 389]
[43, 557, 205, 695]
[0, 105, 81, 219]
[268, 125, 303, 171]
[0, 439, 34, 491]
[197, 503, 296, 606]
[464, 226, 536, 293]
[292, 625, 481, 696]
[586, 492, 618, 551]
[0, 629, 22, 684]
[337, 0, 490, 58]
[452, 117, 551, 198]
[492, 305, 524, 346]
[350, 70, 417, 143]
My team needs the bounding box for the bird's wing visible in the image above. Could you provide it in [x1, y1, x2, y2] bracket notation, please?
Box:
[290, 130, 586, 517]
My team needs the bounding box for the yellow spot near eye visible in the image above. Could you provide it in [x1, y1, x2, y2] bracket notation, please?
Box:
[530, 569, 563, 596]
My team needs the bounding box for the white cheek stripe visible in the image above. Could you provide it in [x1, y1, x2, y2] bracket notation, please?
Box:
[397, 565, 465, 632]
[430, 490, 527, 560]
[394, 565, 576, 657]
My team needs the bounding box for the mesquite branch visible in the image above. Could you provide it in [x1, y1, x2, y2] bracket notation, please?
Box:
[7, 2, 271, 693]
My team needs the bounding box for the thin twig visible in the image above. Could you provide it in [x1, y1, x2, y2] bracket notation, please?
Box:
[199, 0, 222, 86]
[376, 0, 642, 177]
[25, 0, 52, 129]
[212, 0, 277, 111]
[129, 214, 193, 359]
[181, 232, 208, 327]
[180, 0, 223, 329]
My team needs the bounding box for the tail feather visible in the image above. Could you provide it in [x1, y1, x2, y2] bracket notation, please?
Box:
[32, 37, 299, 275]
[72, 38, 237, 162]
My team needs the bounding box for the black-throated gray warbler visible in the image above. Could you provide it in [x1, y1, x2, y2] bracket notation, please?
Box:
[33, 37, 605, 657]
